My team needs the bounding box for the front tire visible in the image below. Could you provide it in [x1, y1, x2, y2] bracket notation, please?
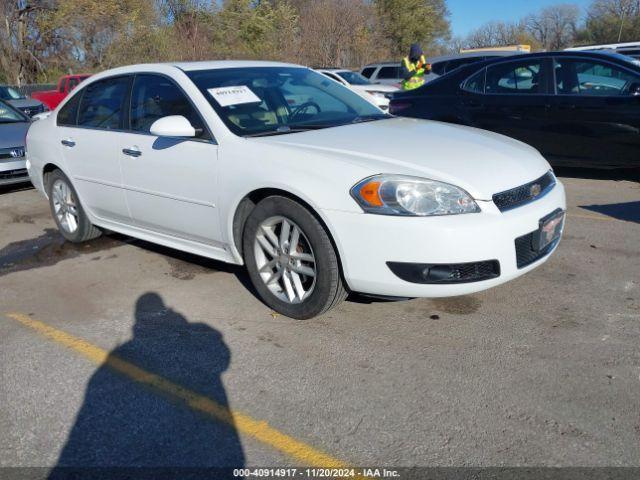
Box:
[243, 196, 347, 319]
[47, 169, 101, 243]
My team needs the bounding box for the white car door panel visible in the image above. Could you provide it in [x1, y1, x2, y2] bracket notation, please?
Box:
[118, 134, 221, 245]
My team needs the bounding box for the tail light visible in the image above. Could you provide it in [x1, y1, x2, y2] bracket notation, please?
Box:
[389, 101, 412, 115]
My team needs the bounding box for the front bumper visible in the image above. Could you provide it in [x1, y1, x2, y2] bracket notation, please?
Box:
[323, 181, 566, 298]
[0, 158, 30, 186]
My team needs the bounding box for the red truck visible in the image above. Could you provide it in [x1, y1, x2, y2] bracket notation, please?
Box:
[31, 74, 91, 110]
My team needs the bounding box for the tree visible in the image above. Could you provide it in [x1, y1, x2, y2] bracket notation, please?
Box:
[579, 0, 640, 44]
[295, 0, 381, 68]
[214, 0, 298, 60]
[374, 0, 450, 57]
[525, 4, 580, 50]
[0, 1, 58, 84]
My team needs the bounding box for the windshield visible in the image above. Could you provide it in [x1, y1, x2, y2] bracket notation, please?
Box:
[336, 71, 372, 85]
[0, 86, 25, 100]
[187, 67, 386, 137]
[0, 101, 27, 123]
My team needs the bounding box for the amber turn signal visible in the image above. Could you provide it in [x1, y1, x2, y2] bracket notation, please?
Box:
[359, 180, 383, 207]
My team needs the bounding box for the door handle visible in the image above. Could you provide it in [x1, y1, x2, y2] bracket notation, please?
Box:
[122, 148, 142, 158]
[61, 139, 75, 147]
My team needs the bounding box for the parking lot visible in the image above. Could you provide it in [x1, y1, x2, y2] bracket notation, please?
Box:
[1, 172, 639, 471]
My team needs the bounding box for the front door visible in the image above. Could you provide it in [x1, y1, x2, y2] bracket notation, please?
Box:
[546, 56, 640, 168]
[118, 74, 221, 246]
[467, 57, 554, 155]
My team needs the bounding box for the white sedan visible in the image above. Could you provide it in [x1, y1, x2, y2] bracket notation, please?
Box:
[26, 61, 566, 319]
[317, 69, 398, 110]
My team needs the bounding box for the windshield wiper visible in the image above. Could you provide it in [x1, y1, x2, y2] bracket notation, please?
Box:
[347, 114, 391, 125]
[244, 124, 331, 137]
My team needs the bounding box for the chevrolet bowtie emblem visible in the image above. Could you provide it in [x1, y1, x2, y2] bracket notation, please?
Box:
[530, 183, 542, 197]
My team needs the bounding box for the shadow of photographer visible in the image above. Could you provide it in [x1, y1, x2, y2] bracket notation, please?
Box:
[48, 292, 245, 478]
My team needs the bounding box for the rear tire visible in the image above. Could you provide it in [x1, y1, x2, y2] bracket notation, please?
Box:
[47, 169, 101, 243]
[243, 196, 347, 319]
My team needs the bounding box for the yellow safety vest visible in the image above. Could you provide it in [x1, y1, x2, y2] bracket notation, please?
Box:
[402, 55, 428, 91]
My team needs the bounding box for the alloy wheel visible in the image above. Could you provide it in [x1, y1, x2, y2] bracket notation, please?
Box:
[254, 216, 317, 304]
[51, 179, 79, 234]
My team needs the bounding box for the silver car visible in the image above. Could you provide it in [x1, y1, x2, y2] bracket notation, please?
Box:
[0, 85, 48, 117]
[0, 100, 30, 186]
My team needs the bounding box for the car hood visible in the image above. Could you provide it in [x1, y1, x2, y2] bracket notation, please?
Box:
[259, 117, 550, 200]
[7, 98, 42, 109]
[0, 122, 29, 148]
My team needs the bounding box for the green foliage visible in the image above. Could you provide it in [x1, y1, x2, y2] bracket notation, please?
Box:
[374, 0, 450, 57]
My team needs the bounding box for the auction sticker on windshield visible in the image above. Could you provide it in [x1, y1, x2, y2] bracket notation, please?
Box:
[208, 85, 261, 107]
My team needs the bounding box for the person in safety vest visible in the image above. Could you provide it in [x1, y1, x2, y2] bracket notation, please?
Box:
[401, 43, 431, 91]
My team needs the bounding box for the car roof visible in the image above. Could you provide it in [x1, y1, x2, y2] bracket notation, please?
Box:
[429, 51, 518, 64]
[317, 68, 350, 73]
[361, 62, 399, 68]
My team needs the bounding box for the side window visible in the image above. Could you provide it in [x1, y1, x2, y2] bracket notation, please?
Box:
[445, 57, 480, 73]
[59, 78, 67, 93]
[77, 76, 130, 130]
[361, 67, 375, 79]
[57, 91, 82, 126]
[130, 74, 206, 136]
[377, 66, 400, 79]
[68, 78, 79, 91]
[463, 68, 486, 94]
[486, 60, 545, 94]
[554, 58, 640, 96]
[431, 62, 446, 76]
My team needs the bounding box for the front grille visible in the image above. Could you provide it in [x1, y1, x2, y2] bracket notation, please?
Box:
[0, 168, 28, 181]
[493, 171, 556, 212]
[19, 104, 44, 117]
[515, 231, 558, 268]
[387, 260, 500, 284]
[0, 146, 25, 160]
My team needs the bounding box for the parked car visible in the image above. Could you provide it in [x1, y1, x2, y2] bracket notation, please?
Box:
[0, 100, 30, 187]
[0, 85, 48, 117]
[31, 74, 91, 110]
[317, 68, 397, 110]
[566, 41, 640, 60]
[426, 51, 520, 82]
[360, 52, 517, 87]
[390, 51, 640, 169]
[26, 61, 565, 319]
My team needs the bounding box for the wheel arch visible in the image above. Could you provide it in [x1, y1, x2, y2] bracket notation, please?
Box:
[42, 162, 67, 195]
[230, 188, 347, 281]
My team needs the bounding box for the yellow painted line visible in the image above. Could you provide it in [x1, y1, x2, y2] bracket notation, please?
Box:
[567, 213, 615, 222]
[5, 312, 348, 468]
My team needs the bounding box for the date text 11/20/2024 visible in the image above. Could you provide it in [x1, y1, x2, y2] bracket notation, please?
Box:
[233, 468, 401, 478]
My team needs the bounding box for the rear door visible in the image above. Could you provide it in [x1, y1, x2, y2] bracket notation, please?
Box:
[546, 56, 640, 168]
[466, 57, 554, 153]
[57, 75, 132, 223]
[117, 73, 222, 246]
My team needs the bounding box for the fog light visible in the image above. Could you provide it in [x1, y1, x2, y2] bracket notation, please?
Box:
[387, 260, 500, 284]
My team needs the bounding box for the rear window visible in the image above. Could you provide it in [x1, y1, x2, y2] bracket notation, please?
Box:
[463, 69, 486, 93]
[77, 76, 130, 129]
[361, 67, 376, 78]
[57, 92, 82, 126]
[376, 66, 400, 79]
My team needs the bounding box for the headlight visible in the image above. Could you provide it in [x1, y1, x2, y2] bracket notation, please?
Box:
[351, 174, 479, 216]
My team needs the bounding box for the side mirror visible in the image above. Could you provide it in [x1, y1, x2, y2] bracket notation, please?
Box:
[150, 115, 196, 138]
[628, 82, 640, 96]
